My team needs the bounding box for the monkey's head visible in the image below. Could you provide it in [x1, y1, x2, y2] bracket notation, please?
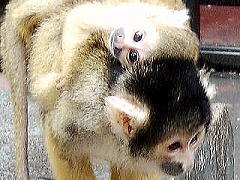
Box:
[110, 21, 158, 66]
[106, 58, 211, 177]
[110, 22, 199, 67]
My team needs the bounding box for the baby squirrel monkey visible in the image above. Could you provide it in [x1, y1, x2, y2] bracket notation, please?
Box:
[1, 0, 212, 180]
[58, 2, 199, 89]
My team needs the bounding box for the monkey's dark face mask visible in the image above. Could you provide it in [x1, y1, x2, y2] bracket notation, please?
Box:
[114, 57, 211, 167]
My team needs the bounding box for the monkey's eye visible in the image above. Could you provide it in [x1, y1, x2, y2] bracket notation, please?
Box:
[133, 30, 144, 42]
[128, 49, 139, 63]
[190, 134, 198, 145]
[168, 142, 181, 151]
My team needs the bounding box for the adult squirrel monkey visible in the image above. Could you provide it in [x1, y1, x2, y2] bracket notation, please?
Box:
[1, 0, 211, 180]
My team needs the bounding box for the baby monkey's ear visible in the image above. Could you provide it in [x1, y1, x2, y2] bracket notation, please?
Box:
[105, 96, 148, 138]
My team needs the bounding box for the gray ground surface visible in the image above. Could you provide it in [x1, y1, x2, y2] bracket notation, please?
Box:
[0, 90, 53, 179]
[210, 72, 240, 180]
[0, 72, 239, 180]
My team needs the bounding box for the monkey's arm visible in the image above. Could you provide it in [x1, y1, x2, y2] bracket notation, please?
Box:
[62, 3, 116, 58]
[59, 3, 117, 89]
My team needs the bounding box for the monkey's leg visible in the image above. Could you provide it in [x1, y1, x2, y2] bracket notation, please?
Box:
[111, 165, 160, 180]
[44, 127, 95, 180]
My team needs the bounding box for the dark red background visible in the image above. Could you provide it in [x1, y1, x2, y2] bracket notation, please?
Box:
[200, 5, 240, 46]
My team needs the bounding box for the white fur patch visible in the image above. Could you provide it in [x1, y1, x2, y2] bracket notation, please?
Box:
[106, 96, 148, 121]
[152, 8, 189, 29]
[115, 4, 189, 29]
[199, 69, 216, 100]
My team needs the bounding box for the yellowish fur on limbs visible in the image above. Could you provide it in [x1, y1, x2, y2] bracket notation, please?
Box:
[44, 122, 95, 180]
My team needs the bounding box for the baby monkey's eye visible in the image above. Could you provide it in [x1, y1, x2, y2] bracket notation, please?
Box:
[128, 49, 139, 63]
[133, 30, 145, 42]
[190, 133, 198, 145]
[168, 142, 181, 151]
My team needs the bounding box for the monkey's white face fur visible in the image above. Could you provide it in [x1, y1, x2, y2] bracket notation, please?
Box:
[112, 3, 189, 29]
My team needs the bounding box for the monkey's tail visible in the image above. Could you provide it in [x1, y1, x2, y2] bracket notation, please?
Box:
[0, 5, 29, 180]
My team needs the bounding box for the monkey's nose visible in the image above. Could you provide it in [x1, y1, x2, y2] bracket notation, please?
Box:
[162, 162, 184, 176]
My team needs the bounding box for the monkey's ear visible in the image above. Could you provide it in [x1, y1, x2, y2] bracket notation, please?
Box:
[105, 96, 148, 138]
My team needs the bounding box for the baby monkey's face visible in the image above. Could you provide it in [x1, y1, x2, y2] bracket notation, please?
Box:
[110, 21, 159, 67]
[153, 126, 206, 177]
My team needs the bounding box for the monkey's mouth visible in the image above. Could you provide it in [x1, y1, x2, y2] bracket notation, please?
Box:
[161, 162, 185, 176]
